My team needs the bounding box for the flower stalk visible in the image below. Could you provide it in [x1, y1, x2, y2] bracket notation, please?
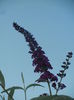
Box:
[47, 80, 52, 96]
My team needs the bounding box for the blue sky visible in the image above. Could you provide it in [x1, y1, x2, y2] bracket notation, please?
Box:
[0, 0, 74, 99]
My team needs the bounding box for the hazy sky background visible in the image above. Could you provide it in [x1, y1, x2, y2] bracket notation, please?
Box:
[0, 0, 74, 100]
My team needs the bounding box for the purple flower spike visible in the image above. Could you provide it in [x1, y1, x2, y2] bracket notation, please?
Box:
[13, 22, 53, 73]
[13, 22, 73, 96]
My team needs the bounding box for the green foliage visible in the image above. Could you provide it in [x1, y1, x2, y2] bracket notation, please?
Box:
[2, 86, 24, 93]
[0, 95, 5, 100]
[0, 70, 5, 88]
[2, 96, 5, 100]
[31, 95, 74, 100]
[0, 70, 6, 100]
[26, 83, 44, 91]
[8, 88, 14, 100]
[2, 86, 24, 100]
[0, 71, 44, 100]
[21, 72, 44, 100]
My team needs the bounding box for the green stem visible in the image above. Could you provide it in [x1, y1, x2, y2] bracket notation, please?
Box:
[47, 80, 52, 96]
[56, 78, 62, 95]
[21, 72, 27, 100]
[23, 82, 27, 100]
[55, 58, 69, 95]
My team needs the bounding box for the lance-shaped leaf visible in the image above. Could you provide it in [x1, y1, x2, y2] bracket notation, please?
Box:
[21, 72, 25, 84]
[26, 83, 44, 91]
[1, 86, 24, 93]
[2, 86, 24, 100]
[2, 96, 5, 100]
[0, 70, 5, 88]
[0, 95, 5, 100]
[0, 95, 3, 99]
[8, 88, 14, 100]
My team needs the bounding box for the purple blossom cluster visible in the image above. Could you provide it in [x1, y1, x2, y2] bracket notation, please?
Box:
[13, 22, 38, 52]
[13, 22, 58, 83]
[36, 71, 58, 82]
[13, 22, 73, 96]
[52, 52, 73, 95]
[32, 47, 53, 73]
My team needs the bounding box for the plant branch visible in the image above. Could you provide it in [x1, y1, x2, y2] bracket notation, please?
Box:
[47, 80, 52, 96]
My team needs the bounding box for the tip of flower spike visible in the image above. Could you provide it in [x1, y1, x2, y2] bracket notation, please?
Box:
[13, 22, 26, 34]
[13, 22, 20, 30]
[13, 22, 17, 26]
[68, 52, 73, 56]
[67, 52, 73, 58]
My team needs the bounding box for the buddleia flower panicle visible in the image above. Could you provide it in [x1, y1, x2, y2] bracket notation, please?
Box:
[54, 52, 73, 94]
[13, 22, 53, 73]
[13, 22, 73, 96]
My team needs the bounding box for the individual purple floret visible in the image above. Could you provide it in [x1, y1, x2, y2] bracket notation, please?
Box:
[52, 82, 56, 89]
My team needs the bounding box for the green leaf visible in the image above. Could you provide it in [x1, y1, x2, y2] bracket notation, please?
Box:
[0, 95, 5, 100]
[8, 88, 14, 100]
[21, 72, 25, 84]
[26, 83, 44, 91]
[2, 96, 5, 100]
[1, 86, 24, 93]
[31, 95, 74, 100]
[0, 95, 3, 99]
[2, 86, 24, 100]
[0, 70, 5, 88]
